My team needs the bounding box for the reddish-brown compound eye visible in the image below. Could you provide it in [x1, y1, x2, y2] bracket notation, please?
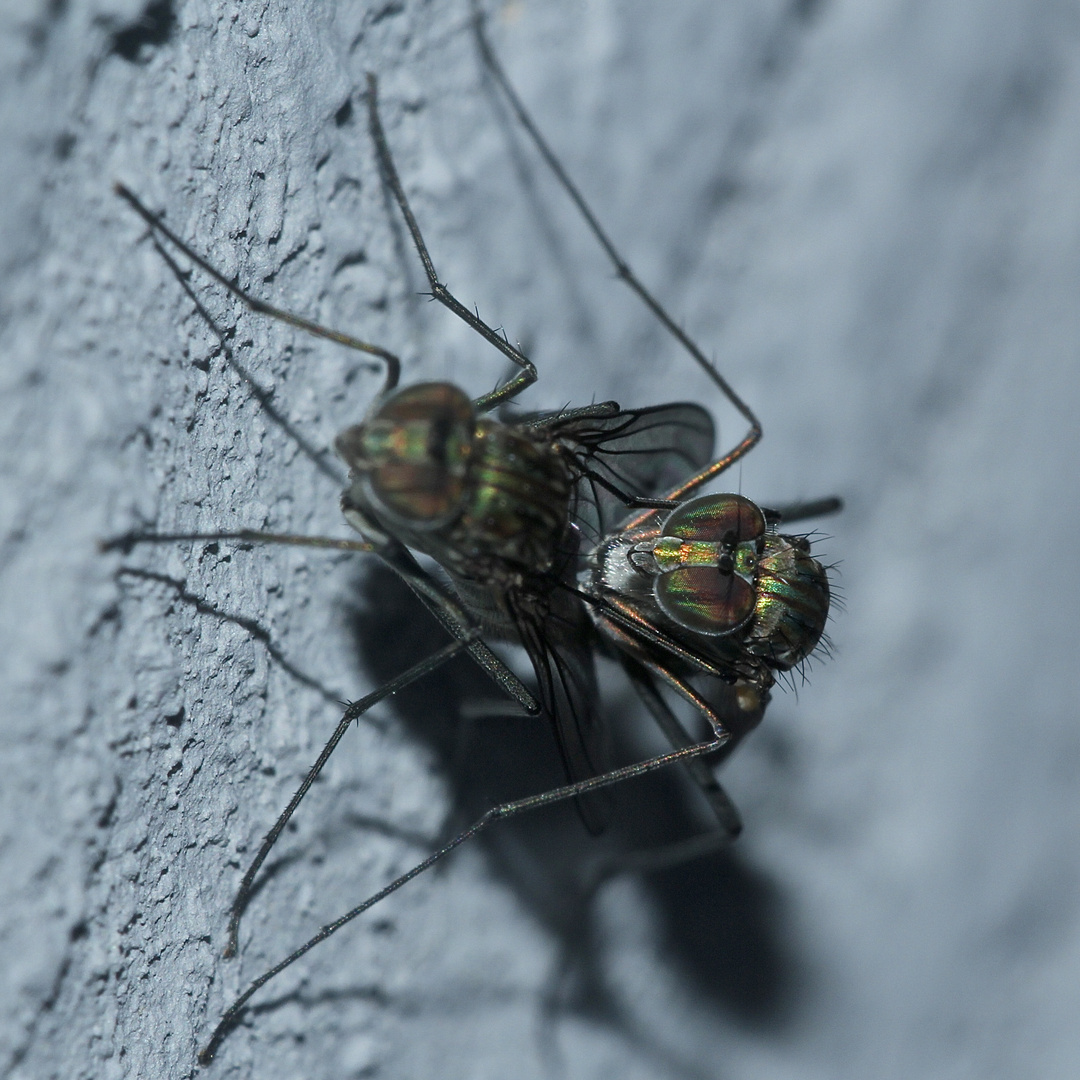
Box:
[662, 493, 766, 545]
[655, 565, 756, 635]
[336, 382, 476, 527]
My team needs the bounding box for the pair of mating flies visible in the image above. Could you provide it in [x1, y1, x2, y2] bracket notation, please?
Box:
[109, 24, 838, 1066]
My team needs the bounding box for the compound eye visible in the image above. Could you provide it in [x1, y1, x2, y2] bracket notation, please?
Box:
[655, 565, 756, 635]
[339, 383, 476, 526]
[662, 494, 765, 545]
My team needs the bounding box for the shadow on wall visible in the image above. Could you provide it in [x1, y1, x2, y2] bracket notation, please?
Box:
[109, 1, 177, 65]
[342, 559, 806, 1041]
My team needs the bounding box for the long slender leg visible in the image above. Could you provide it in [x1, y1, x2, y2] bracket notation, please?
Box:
[579, 586, 744, 687]
[579, 467, 680, 512]
[471, 11, 761, 501]
[224, 635, 475, 958]
[115, 183, 402, 395]
[149, 237, 345, 486]
[378, 540, 539, 714]
[619, 655, 742, 838]
[100, 528, 376, 555]
[102, 527, 539, 714]
[768, 495, 844, 525]
[107, 533, 542, 957]
[197, 732, 727, 1065]
[364, 74, 537, 412]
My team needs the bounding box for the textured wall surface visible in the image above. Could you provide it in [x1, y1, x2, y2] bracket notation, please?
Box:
[2, 1, 1079, 1078]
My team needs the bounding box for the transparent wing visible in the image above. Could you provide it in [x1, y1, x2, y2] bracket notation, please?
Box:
[509, 589, 612, 835]
[536, 402, 715, 538]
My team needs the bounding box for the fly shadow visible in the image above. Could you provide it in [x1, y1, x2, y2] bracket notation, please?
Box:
[343, 557, 805, 1040]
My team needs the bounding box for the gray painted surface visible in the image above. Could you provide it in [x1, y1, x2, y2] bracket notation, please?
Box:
[1, 1, 1078, 1077]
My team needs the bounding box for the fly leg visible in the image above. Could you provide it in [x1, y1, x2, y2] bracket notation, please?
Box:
[197, 731, 728, 1065]
[364, 73, 538, 412]
[115, 184, 402, 396]
[101, 528, 538, 715]
[619, 655, 746, 838]
[145, 234, 346, 486]
[471, 10, 761, 504]
[568, 661, 770, 902]
[104, 526, 540, 955]
[538, 660, 765, 985]
[113, 190, 538, 712]
[223, 634, 477, 958]
[767, 496, 845, 525]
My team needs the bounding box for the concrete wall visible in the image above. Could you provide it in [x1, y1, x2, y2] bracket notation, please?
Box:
[2, 1, 1078, 1077]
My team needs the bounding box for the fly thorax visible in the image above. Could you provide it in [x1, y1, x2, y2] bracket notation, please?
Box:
[741, 533, 830, 670]
[335, 382, 476, 536]
[586, 526, 660, 612]
[446, 420, 573, 575]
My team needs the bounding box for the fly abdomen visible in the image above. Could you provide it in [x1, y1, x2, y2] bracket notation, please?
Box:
[337, 382, 475, 530]
[448, 421, 573, 574]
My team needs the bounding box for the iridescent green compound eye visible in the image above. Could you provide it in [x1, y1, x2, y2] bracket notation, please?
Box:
[663, 493, 766, 546]
[656, 564, 756, 634]
[653, 494, 766, 635]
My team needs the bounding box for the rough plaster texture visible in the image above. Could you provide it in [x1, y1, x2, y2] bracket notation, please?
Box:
[2, 1, 1079, 1078]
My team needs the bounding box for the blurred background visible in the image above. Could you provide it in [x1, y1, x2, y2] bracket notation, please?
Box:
[1, 1, 1078, 1077]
